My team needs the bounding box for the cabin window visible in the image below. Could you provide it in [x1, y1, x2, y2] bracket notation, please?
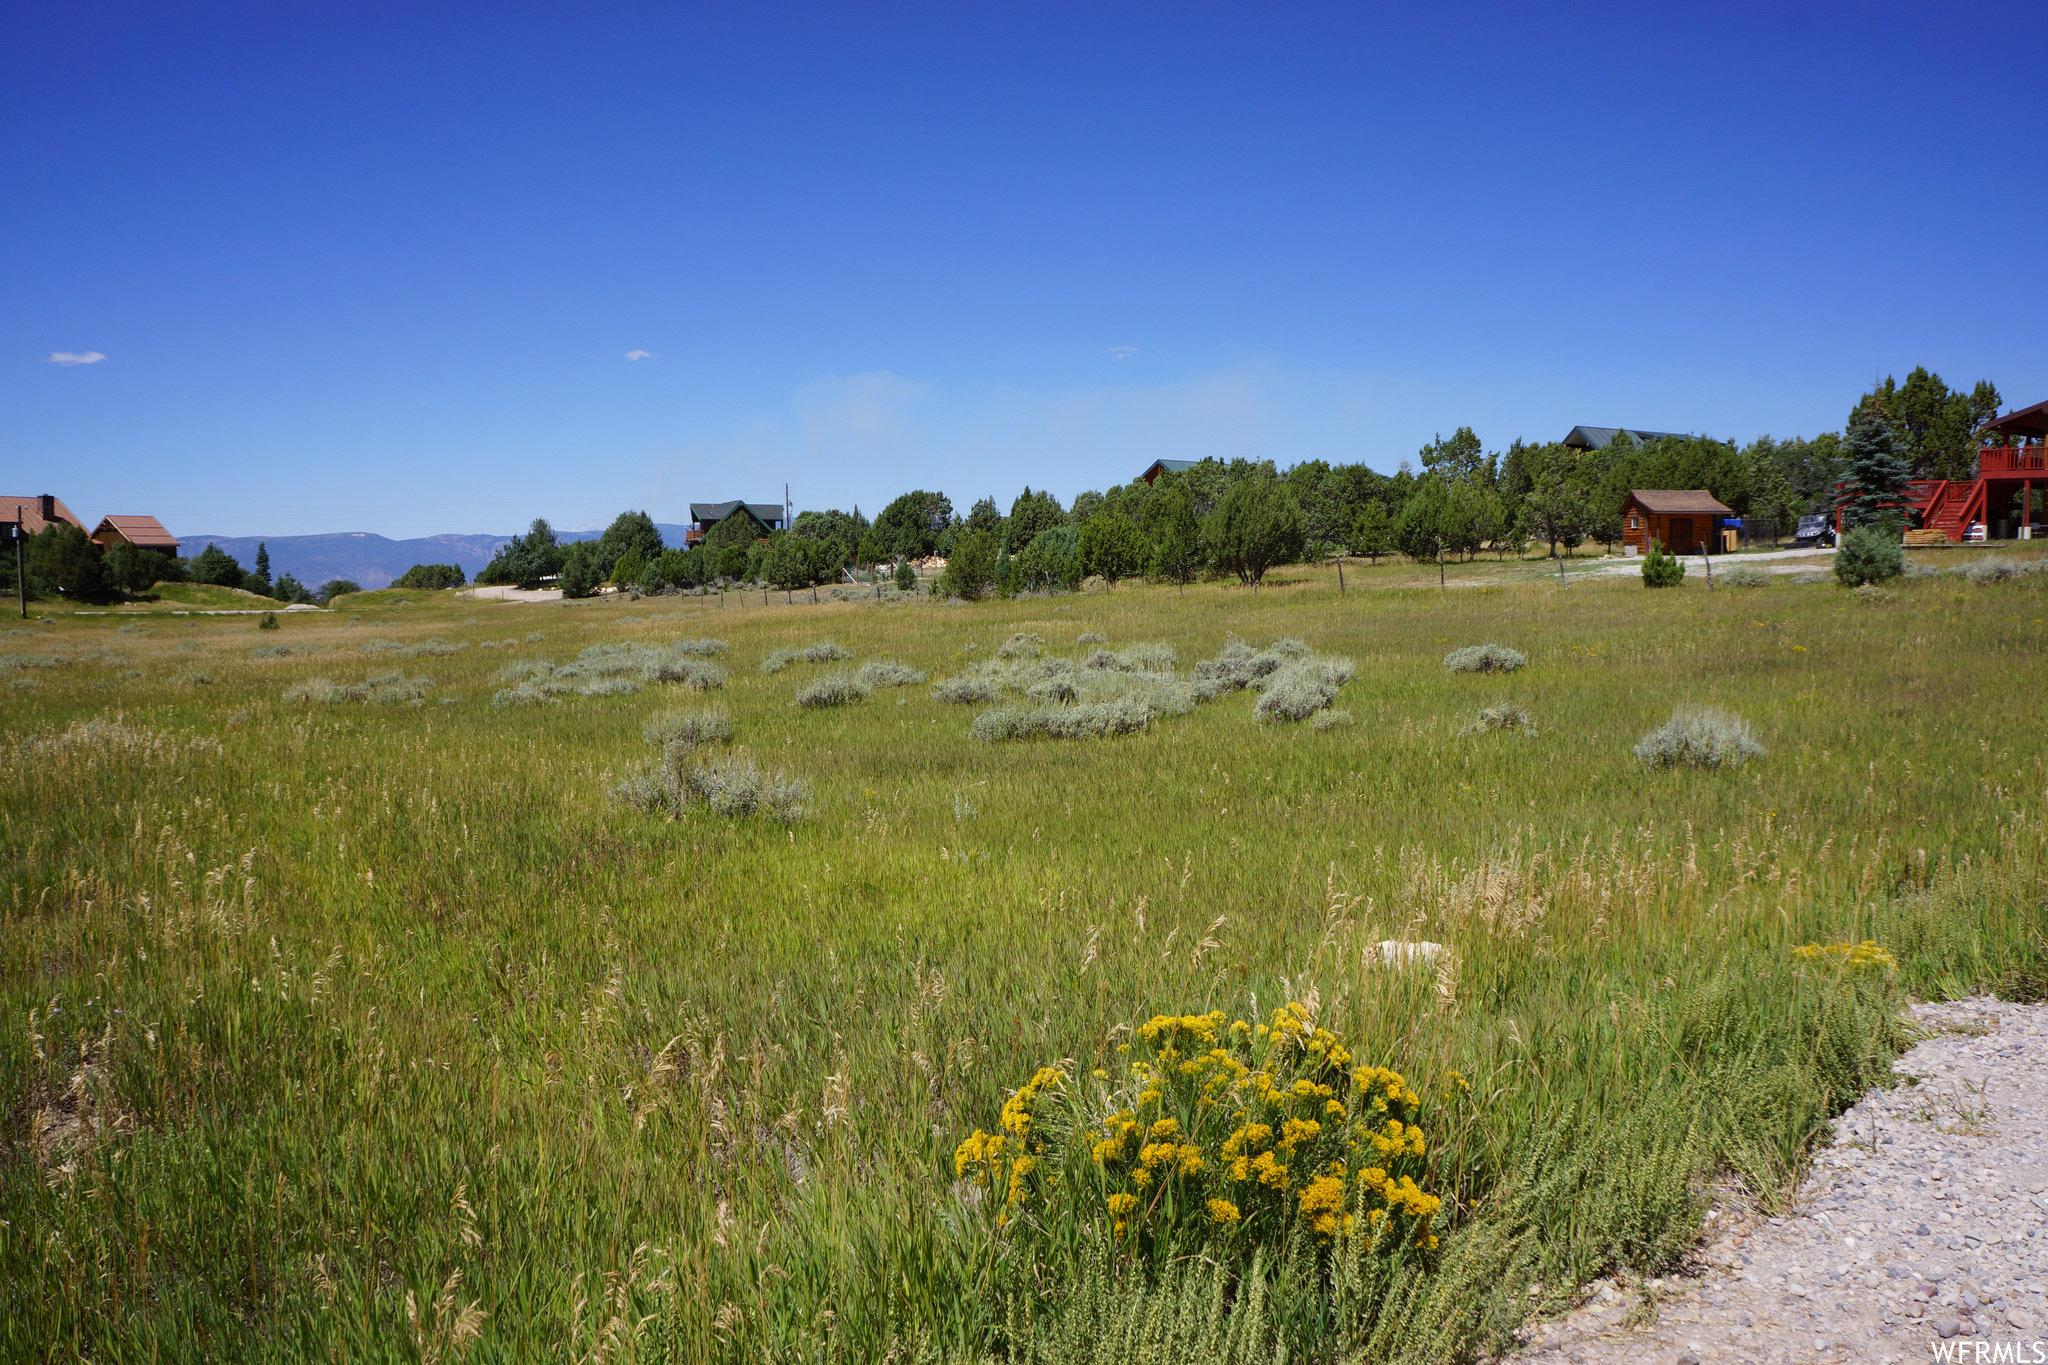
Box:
[1628, 515, 1640, 530]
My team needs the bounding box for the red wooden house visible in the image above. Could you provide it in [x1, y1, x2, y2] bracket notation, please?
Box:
[1899, 398, 2047, 541]
[1620, 490, 1734, 555]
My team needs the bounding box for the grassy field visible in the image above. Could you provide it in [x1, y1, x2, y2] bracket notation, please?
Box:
[4, 553, 2045, 1362]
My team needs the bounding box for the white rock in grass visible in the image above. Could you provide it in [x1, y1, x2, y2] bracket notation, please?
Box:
[1375, 940, 1446, 968]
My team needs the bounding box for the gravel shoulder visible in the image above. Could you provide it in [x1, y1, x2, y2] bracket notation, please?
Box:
[1507, 998, 2048, 1365]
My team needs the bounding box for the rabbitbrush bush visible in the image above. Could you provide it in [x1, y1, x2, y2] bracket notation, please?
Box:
[1442, 643, 1526, 674]
[1720, 563, 1770, 588]
[1634, 705, 1765, 769]
[955, 1005, 1445, 1298]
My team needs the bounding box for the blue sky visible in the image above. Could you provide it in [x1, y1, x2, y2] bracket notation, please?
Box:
[6, 1, 2044, 539]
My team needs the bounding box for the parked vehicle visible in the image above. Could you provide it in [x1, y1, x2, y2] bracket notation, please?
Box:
[1793, 514, 1836, 548]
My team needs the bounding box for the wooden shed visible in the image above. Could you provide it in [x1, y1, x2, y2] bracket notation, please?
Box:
[1620, 490, 1733, 555]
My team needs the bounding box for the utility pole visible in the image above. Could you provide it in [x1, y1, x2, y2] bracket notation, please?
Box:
[13, 506, 25, 618]
[1437, 537, 1446, 590]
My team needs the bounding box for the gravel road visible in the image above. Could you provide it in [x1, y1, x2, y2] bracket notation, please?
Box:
[1509, 998, 2048, 1364]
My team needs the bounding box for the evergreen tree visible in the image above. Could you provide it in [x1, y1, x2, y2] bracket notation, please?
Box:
[1004, 488, 1068, 552]
[1142, 482, 1202, 589]
[595, 511, 663, 578]
[189, 542, 246, 588]
[249, 542, 274, 597]
[1837, 407, 1912, 531]
[1350, 502, 1394, 565]
[1077, 512, 1146, 587]
[1204, 477, 1305, 586]
[937, 531, 997, 600]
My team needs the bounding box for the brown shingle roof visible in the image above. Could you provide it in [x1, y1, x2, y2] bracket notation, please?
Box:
[1626, 489, 1734, 515]
[93, 515, 181, 551]
[2, 495, 85, 536]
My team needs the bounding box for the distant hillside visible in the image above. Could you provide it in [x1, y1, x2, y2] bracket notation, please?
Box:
[174, 525, 696, 591]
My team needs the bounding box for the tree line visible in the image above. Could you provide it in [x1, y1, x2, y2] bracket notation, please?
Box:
[0, 529, 372, 606]
[472, 364, 2006, 601]
[10, 366, 2003, 606]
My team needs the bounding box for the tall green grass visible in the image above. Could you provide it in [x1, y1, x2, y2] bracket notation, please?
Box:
[2, 560, 2044, 1361]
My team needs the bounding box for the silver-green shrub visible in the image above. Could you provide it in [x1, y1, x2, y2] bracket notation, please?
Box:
[643, 706, 734, 750]
[1191, 639, 1286, 690]
[1459, 700, 1535, 737]
[1082, 642, 1176, 673]
[615, 749, 809, 823]
[933, 670, 1008, 704]
[972, 697, 1152, 742]
[1443, 644, 1526, 674]
[1720, 564, 1769, 588]
[997, 632, 1045, 659]
[854, 660, 926, 688]
[1310, 709, 1354, 731]
[285, 671, 431, 705]
[760, 641, 852, 673]
[1252, 657, 1355, 723]
[1076, 631, 1107, 645]
[795, 671, 870, 708]
[1633, 706, 1764, 769]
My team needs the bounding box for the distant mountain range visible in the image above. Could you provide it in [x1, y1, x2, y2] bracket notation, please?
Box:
[175, 525, 696, 591]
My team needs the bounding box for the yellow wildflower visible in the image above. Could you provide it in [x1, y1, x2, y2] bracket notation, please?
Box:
[1207, 1198, 1241, 1225]
[1106, 1192, 1138, 1216]
[1298, 1172, 1346, 1237]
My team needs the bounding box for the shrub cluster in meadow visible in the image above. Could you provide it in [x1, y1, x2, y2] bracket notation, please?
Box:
[971, 697, 1152, 741]
[1253, 656, 1356, 723]
[614, 710, 808, 824]
[283, 671, 432, 705]
[1442, 644, 1525, 674]
[476, 631, 552, 651]
[1951, 557, 2048, 584]
[794, 671, 869, 708]
[250, 643, 317, 658]
[358, 637, 467, 658]
[1459, 700, 1535, 737]
[1720, 563, 1770, 588]
[491, 643, 727, 706]
[852, 660, 925, 689]
[760, 640, 851, 674]
[1633, 705, 1764, 769]
[942, 635, 1353, 739]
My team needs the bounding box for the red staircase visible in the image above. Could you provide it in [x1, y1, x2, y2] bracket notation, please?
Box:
[1906, 479, 1986, 542]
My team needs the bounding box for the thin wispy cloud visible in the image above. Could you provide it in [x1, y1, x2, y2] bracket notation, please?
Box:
[624, 349, 655, 361]
[1108, 346, 1138, 361]
[49, 351, 106, 366]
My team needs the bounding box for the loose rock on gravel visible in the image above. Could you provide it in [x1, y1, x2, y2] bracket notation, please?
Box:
[1508, 998, 2048, 1364]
